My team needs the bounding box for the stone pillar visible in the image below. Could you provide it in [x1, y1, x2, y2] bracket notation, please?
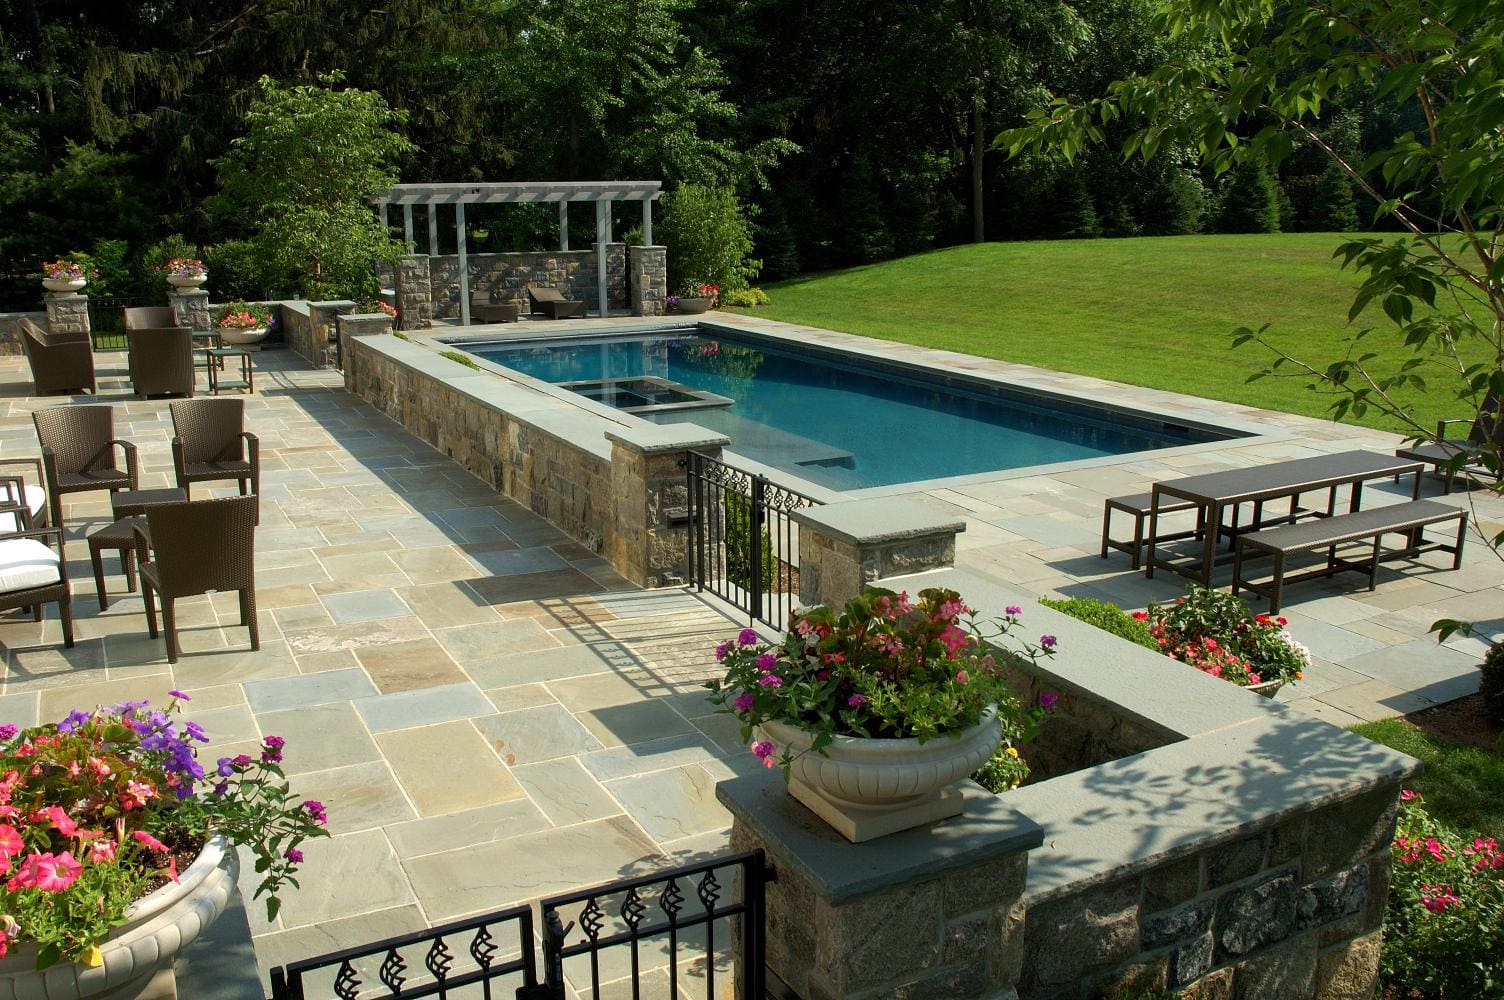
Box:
[605, 424, 731, 588]
[395, 255, 434, 330]
[310, 301, 356, 369]
[790, 498, 965, 609]
[335, 313, 394, 389]
[607, 241, 628, 309]
[630, 246, 668, 317]
[167, 289, 212, 332]
[719, 770, 1042, 999]
[44, 293, 91, 337]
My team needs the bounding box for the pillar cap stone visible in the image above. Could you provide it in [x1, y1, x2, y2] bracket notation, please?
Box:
[791, 496, 965, 547]
[717, 768, 1042, 903]
[605, 424, 730, 455]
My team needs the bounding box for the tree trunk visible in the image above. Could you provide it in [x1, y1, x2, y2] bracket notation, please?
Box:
[971, 101, 985, 243]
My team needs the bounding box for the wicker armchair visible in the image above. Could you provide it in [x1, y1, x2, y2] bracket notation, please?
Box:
[18, 318, 96, 396]
[0, 457, 49, 533]
[127, 327, 196, 399]
[135, 496, 258, 663]
[32, 404, 140, 528]
[122, 306, 175, 330]
[0, 505, 74, 648]
[169, 399, 259, 508]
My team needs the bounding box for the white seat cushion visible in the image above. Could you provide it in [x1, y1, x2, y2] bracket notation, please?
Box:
[0, 538, 61, 593]
[0, 485, 46, 534]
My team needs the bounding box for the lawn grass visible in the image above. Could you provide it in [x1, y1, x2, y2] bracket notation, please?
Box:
[1351, 718, 1504, 835]
[755, 234, 1469, 435]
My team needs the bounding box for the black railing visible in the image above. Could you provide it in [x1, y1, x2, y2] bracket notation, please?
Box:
[684, 451, 822, 631]
[86, 294, 161, 350]
[540, 850, 770, 1000]
[269, 904, 540, 1000]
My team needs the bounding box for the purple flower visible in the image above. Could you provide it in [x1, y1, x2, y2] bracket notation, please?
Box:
[58, 709, 93, 734]
[217, 757, 236, 778]
[757, 674, 782, 688]
[213, 781, 229, 796]
[1005, 605, 1023, 616]
[714, 640, 732, 662]
[262, 735, 286, 764]
[264, 735, 286, 750]
[1039, 692, 1060, 711]
[0, 724, 16, 742]
[847, 694, 867, 708]
[1040, 635, 1057, 649]
[231, 754, 253, 767]
[733, 693, 756, 712]
[168, 690, 191, 702]
[262, 747, 283, 764]
[185, 721, 208, 743]
[303, 800, 328, 825]
[285, 848, 305, 864]
[755, 652, 777, 672]
[751, 740, 775, 759]
[738, 628, 759, 646]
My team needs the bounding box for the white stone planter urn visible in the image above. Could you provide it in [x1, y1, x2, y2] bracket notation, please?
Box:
[42, 278, 86, 294]
[218, 326, 268, 347]
[0, 836, 238, 1000]
[759, 707, 1001, 842]
[165, 274, 207, 289]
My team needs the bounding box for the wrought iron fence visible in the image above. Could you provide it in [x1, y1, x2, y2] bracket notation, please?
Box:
[267, 850, 776, 1000]
[684, 451, 822, 631]
[85, 294, 161, 350]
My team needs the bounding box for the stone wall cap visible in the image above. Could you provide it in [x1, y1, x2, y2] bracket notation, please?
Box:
[717, 769, 1043, 903]
[790, 497, 966, 547]
[606, 424, 730, 454]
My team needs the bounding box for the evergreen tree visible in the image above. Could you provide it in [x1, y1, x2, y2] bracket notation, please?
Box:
[1216, 160, 1280, 233]
[1308, 159, 1360, 232]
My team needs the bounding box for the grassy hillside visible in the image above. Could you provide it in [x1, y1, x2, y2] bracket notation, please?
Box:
[754, 234, 1463, 434]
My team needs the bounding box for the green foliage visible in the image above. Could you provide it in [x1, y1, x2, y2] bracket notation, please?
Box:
[723, 490, 773, 594]
[1480, 643, 1504, 728]
[1381, 796, 1504, 998]
[1309, 160, 1360, 233]
[83, 240, 133, 297]
[1144, 585, 1310, 686]
[202, 240, 271, 302]
[719, 287, 769, 308]
[211, 75, 412, 301]
[214, 301, 273, 330]
[1216, 160, 1281, 234]
[659, 184, 760, 292]
[439, 350, 481, 370]
[1039, 597, 1157, 650]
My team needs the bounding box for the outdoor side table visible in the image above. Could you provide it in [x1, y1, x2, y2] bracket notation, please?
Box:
[208, 348, 254, 394]
[111, 487, 187, 520]
[87, 516, 148, 610]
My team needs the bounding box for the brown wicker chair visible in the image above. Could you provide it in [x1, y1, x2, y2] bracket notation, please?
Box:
[135, 495, 258, 663]
[0, 457, 49, 534]
[525, 283, 587, 319]
[169, 399, 259, 508]
[33, 404, 140, 528]
[122, 306, 175, 330]
[127, 327, 196, 399]
[471, 291, 521, 324]
[0, 505, 74, 648]
[18, 318, 96, 396]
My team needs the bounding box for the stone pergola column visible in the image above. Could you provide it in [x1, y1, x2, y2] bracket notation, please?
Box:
[630, 246, 668, 316]
[790, 497, 966, 608]
[167, 290, 212, 332]
[44, 293, 90, 338]
[605, 424, 730, 587]
[395, 256, 434, 330]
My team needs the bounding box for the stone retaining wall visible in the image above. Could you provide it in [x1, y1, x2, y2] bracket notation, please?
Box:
[281, 303, 317, 367]
[428, 247, 627, 319]
[282, 301, 356, 368]
[0, 312, 46, 356]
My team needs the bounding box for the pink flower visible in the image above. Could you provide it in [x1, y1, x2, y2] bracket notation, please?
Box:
[955, 670, 970, 685]
[40, 805, 78, 838]
[122, 780, 155, 810]
[1005, 605, 1023, 616]
[5, 853, 42, 890]
[733, 693, 756, 712]
[1039, 634, 1058, 649]
[758, 674, 782, 688]
[756, 652, 777, 671]
[1419, 884, 1460, 912]
[847, 694, 867, 708]
[738, 628, 758, 646]
[714, 641, 731, 662]
[1039, 692, 1059, 711]
[90, 839, 117, 863]
[34, 852, 81, 892]
[938, 624, 969, 656]
[0, 824, 21, 857]
[751, 740, 775, 761]
[132, 830, 170, 855]
[1400, 789, 1421, 801]
[285, 848, 304, 864]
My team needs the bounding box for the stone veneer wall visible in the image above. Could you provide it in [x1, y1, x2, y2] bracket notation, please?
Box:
[44, 293, 90, 337]
[281, 303, 317, 367]
[426, 247, 628, 320]
[281, 301, 356, 368]
[628, 246, 669, 317]
[0, 312, 46, 356]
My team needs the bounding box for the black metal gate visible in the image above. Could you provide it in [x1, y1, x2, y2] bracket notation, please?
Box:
[683, 451, 822, 631]
[268, 850, 775, 1000]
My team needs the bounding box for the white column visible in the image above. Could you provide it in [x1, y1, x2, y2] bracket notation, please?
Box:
[560, 202, 570, 251]
[457, 202, 471, 327]
[595, 201, 609, 318]
[428, 205, 440, 255]
[642, 198, 653, 247]
[402, 205, 414, 253]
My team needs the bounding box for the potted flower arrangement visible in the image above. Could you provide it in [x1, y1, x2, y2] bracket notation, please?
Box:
[40, 257, 97, 294]
[0, 694, 327, 998]
[1133, 585, 1309, 695]
[707, 587, 1056, 841]
[214, 301, 274, 347]
[158, 258, 208, 289]
[669, 282, 719, 314]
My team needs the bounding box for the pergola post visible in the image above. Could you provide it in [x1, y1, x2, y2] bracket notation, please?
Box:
[402, 205, 415, 253]
[642, 197, 653, 247]
[560, 202, 570, 252]
[428, 205, 440, 255]
[595, 200, 609, 318]
[457, 202, 471, 327]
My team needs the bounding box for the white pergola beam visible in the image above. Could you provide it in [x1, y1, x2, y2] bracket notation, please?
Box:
[595, 201, 609, 318]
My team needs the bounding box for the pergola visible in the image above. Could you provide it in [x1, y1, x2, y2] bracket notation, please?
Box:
[370, 181, 662, 325]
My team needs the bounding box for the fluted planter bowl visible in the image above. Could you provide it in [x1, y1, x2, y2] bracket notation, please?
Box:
[1247, 679, 1285, 699]
[0, 836, 238, 1000]
[165, 274, 207, 289]
[42, 279, 86, 293]
[218, 326, 268, 346]
[671, 297, 712, 314]
[759, 707, 1001, 842]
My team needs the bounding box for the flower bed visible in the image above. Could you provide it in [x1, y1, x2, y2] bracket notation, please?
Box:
[1133, 584, 1309, 688]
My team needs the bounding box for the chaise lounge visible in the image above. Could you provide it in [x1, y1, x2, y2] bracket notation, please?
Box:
[525, 283, 587, 320]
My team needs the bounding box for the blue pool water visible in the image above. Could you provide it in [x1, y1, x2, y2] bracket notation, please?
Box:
[463, 331, 1230, 490]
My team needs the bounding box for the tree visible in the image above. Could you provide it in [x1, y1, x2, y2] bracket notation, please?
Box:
[1000, 0, 1504, 623]
[1215, 159, 1280, 233]
[1309, 159, 1360, 233]
[211, 75, 412, 300]
[658, 184, 759, 292]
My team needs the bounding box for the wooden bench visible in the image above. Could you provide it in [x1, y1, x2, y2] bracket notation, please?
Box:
[1101, 493, 1204, 570]
[1232, 500, 1468, 613]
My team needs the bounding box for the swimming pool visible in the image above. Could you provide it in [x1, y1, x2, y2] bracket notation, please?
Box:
[456, 328, 1238, 490]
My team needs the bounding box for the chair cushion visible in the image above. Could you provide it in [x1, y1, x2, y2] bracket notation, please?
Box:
[0, 538, 62, 592]
[0, 485, 47, 534]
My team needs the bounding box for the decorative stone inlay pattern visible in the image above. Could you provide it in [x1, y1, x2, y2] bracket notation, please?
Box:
[168, 289, 212, 331]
